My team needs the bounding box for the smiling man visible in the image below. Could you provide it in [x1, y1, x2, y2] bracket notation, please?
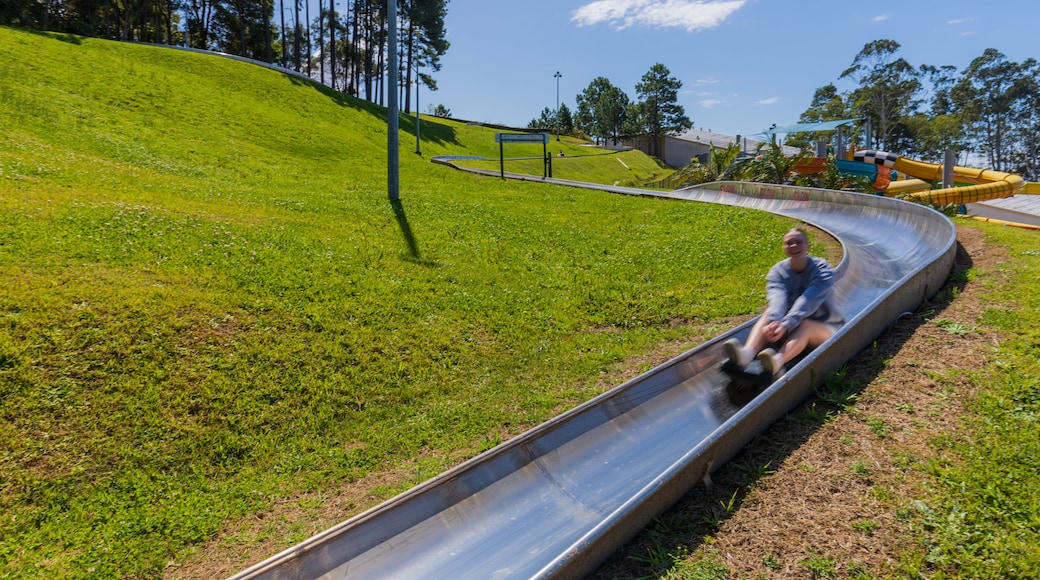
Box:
[724, 227, 844, 376]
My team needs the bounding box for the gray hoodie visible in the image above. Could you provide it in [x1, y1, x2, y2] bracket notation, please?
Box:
[763, 255, 843, 331]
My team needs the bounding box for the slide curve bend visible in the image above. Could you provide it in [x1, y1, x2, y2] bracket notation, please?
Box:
[230, 169, 956, 580]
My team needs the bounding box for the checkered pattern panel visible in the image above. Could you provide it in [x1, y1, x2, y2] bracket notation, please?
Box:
[853, 150, 899, 168]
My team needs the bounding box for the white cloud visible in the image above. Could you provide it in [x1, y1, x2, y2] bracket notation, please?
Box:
[872, 14, 889, 23]
[699, 98, 724, 108]
[948, 17, 975, 36]
[572, 0, 746, 33]
[757, 97, 779, 105]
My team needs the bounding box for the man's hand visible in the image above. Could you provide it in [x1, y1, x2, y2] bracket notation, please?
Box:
[763, 321, 787, 343]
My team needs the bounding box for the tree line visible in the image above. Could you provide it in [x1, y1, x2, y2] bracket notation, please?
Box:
[529, 63, 692, 159]
[529, 39, 1038, 181]
[0, 0, 449, 113]
[794, 39, 1039, 180]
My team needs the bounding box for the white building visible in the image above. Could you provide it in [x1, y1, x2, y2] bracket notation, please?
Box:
[624, 127, 801, 168]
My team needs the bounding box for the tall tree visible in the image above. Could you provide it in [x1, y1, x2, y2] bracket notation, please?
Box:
[952, 49, 1032, 171]
[401, 0, 448, 114]
[787, 83, 854, 150]
[632, 63, 692, 158]
[210, 0, 266, 58]
[840, 39, 921, 151]
[575, 77, 630, 146]
[1009, 59, 1040, 179]
[557, 102, 574, 136]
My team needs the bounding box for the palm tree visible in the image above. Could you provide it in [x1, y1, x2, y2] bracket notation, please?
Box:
[735, 141, 811, 184]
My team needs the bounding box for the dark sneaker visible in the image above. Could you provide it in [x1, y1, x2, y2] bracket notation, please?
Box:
[757, 348, 783, 376]
[723, 338, 750, 366]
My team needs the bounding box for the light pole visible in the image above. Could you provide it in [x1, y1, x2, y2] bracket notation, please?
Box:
[415, 60, 421, 155]
[553, 71, 562, 141]
[387, 0, 399, 201]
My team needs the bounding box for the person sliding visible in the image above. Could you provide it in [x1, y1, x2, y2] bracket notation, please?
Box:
[723, 227, 844, 377]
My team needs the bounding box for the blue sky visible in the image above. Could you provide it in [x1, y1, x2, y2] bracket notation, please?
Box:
[420, 0, 1039, 138]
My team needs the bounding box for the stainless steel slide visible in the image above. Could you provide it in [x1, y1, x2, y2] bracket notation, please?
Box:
[230, 179, 957, 579]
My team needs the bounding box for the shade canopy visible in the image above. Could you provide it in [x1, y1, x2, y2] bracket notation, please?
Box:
[754, 118, 863, 138]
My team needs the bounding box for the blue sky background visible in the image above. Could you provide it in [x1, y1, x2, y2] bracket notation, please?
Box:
[418, 0, 1039, 138]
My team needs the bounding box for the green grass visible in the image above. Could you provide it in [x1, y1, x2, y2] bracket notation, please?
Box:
[0, 27, 788, 577]
[909, 222, 1040, 579]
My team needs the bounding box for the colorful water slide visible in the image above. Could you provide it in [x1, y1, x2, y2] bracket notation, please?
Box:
[791, 156, 897, 191]
[231, 171, 956, 579]
[795, 151, 1028, 206]
[852, 149, 1026, 205]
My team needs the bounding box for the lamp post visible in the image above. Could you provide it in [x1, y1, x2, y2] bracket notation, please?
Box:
[415, 60, 421, 155]
[553, 71, 562, 141]
[387, 0, 399, 201]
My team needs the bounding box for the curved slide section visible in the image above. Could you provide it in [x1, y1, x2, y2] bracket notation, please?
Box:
[230, 173, 956, 579]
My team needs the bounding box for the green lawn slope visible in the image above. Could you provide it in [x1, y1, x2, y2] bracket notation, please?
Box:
[0, 27, 792, 577]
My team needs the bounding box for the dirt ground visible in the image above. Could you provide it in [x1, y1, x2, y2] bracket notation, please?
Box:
[170, 226, 996, 579]
[591, 225, 1000, 579]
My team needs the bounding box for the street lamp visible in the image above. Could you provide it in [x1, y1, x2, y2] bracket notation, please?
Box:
[553, 71, 562, 141]
[415, 60, 421, 155]
[387, 0, 399, 201]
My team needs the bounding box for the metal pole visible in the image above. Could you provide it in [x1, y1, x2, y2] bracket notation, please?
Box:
[415, 60, 421, 155]
[387, 0, 399, 200]
[554, 71, 561, 141]
[943, 149, 956, 189]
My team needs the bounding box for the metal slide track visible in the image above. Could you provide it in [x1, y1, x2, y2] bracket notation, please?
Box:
[230, 180, 956, 579]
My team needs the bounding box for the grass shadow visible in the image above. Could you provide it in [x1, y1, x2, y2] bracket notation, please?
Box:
[590, 240, 976, 579]
[390, 199, 437, 267]
[281, 74, 461, 147]
[23, 27, 83, 44]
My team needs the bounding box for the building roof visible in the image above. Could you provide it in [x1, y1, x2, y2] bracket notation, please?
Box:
[674, 128, 801, 155]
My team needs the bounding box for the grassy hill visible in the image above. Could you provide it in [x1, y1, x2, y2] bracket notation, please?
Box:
[0, 27, 793, 577]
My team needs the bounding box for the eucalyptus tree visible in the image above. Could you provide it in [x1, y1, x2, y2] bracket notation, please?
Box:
[401, 0, 449, 114]
[1008, 59, 1040, 179]
[952, 49, 1035, 172]
[632, 63, 691, 158]
[0, 0, 46, 29]
[787, 83, 855, 149]
[575, 77, 630, 146]
[210, 0, 275, 59]
[895, 64, 966, 161]
[840, 39, 922, 151]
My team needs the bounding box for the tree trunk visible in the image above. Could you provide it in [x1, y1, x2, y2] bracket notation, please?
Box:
[329, 1, 336, 90]
[293, 0, 300, 71]
[263, 0, 272, 62]
[318, 0, 325, 84]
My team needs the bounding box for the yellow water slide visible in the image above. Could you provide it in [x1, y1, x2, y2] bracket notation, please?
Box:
[893, 156, 1025, 205]
[851, 149, 1025, 205]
